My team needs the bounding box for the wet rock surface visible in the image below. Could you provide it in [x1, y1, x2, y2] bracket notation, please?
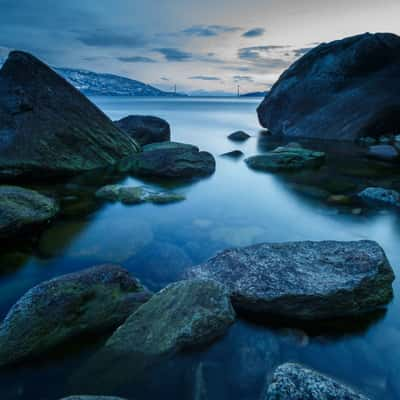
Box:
[118, 142, 216, 179]
[76, 280, 235, 390]
[114, 115, 170, 146]
[257, 33, 400, 141]
[367, 145, 399, 162]
[0, 185, 59, 237]
[0, 264, 151, 367]
[0, 51, 139, 178]
[96, 184, 185, 205]
[359, 187, 400, 207]
[265, 363, 369, 400]
[187, 240, 395, 320]
[220, 150, 244, 159]
[245, 146, 325, 172]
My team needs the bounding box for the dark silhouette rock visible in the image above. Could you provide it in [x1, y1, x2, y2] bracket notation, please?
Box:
[0, 185, 58, 238]
[257, 33, 400, 141]
[114, 115, 170, 146]
[0, 51, 139, 179]
[118, 142, 215, 179]
[228, 131, 251, 141]
[265, 363, 369, 400]
[0, 264, 151, 367]
[220, 150, 244, 159]
[186, 240, 394, 320]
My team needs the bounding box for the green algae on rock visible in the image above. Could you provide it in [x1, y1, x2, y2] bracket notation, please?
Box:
[0, 185, 59, 237]
[0, 264, 151, 367]
[95, 184, 185, 205]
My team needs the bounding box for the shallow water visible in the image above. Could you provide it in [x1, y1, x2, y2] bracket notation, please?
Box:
[1, 96, 400, 399]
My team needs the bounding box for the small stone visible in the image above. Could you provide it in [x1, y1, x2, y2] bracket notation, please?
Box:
[359, 187, 400, 207]
[220, 150, 244, 159]
[367, 145, 399, 161]
[352, 208, 363, 215]
[327, 194, 353, 205]
[228, 131, 251, 141]
[265, 363, 369, 399]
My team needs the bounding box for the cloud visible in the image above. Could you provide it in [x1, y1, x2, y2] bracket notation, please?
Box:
[117, 56, 157, 63]
[77, 30, 146, 48]
[233, 75, 254, 83]
[242, 28, 265, 38]
[182, 25, 241, 37]
[238, 45, 289, 61]
[189, 75, 221, 81]
[154, 48, 192, 61]
[160, 77, 169, 81]
[292, 47, 313, 57]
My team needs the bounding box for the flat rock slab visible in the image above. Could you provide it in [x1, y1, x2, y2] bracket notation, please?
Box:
[76, 280, 235, 390]
[265, 363, 369, 400]
[245, 146, 325, 172]
[0, 185, 59, 237]
[114, 115, 170, 146]
[96, 184, 185, 205]
[0, 264, 151, 367]
[186, 241, 394, 320]
[0, 51, 139, 178]
[359, 187, 400, 207]
[228, 131, 251, 141]
[118, 141, 215, 179]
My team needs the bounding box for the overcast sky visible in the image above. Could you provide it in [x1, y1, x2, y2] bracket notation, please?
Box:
[1, 0, 400, 94]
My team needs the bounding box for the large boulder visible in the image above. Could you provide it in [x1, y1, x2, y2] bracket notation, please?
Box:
[245, 145, 325, 172]
[257, 33, 400, 141]
[0, 185, 59, 237]
[114, 115, 170, 146]
[265, 363, 369, 400]
[186, 241, 394, 320]
[0, 51, 139, 178]
[118, 142, 215, 179]
[0, 264, 151, 367]
[76, 280, 235, 389]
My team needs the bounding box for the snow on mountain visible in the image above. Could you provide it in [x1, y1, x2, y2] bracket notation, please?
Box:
[55, 68, 182, 97]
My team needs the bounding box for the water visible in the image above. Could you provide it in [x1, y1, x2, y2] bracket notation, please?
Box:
[1, 96, 400, 399]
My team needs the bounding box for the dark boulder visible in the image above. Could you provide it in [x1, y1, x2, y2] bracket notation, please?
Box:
[265, 363, 369, 400]
[0, 185, 59, 238]
[257, 33, 400, 141]
[0, 264, 151, 367]
[118, 142, 215, 179]
[0, 51, 139, 178]
[228, 131, 250, 142]
[114, 115, 170, 146]
[186, 240, 394, 320]
[220, 150, 244, 159]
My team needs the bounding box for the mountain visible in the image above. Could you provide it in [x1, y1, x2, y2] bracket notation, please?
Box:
[55, 68, 183, 97]
[240, 91, 268, 97]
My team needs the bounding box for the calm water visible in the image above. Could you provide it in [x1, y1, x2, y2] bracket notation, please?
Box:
[1, 96, 400, 400]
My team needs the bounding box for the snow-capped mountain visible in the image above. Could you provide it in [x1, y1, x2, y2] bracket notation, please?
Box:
[0, 58, 181, 96]
[55, 68, 182, 97]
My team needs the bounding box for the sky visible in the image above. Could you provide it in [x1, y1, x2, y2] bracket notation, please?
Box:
[1, 0, 400, 95]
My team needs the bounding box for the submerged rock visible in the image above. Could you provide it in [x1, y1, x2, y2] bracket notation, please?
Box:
[186, 240, 394, 320]
[118, 142, 215, 179]
[0, 185, 59, 237]
[265, 363, 369, 400]
[0, 51, 139, 178]
[228, 131, 251, 142]
[220, 150, 244, 159]
[257, 33, 400, 141]
[114, 115, 170, 146]
[359, 187, 400, 207]
[78, 280, 235, 387]
[0, 264, 151, 367]
[96, 184, 185, 205]
[245, 146, 325, 172]
[367, 145, 399, 161]
[60, 397, 127, 400]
